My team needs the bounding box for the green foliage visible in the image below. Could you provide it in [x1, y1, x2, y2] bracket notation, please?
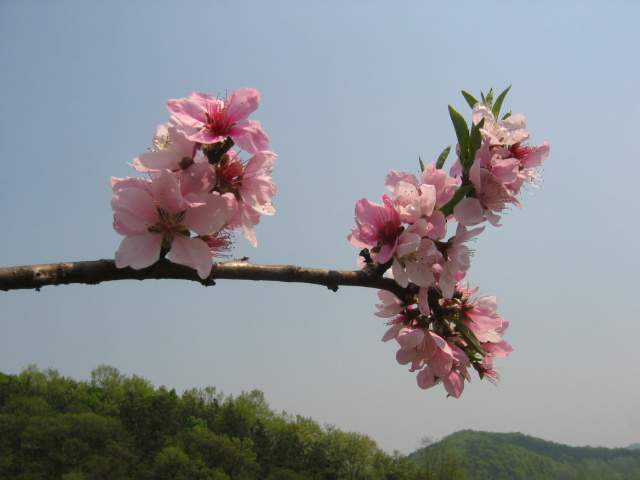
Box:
[491, 85, 511, 120]
[409, 430, 640, 480]
[435, 145, 451, 170]
[0, 366, 427, 480]
[447, 105, 472, 172]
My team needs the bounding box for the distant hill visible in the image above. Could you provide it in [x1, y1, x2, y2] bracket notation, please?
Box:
[409, 430, 640, 480]
[629, 443, 640, 451]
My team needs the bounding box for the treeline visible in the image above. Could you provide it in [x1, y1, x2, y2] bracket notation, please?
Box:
[0, 365, 433, 480]
[410, 430, 640, 480]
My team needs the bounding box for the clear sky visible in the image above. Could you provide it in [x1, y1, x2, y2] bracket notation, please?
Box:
[1, 0, 639, 455]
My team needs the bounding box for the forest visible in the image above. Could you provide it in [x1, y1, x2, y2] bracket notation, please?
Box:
[0, 365, 442, 480]
[2, 365, 638, 480]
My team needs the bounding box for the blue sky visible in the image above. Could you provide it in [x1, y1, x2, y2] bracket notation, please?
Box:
[1, 1, 639, 454]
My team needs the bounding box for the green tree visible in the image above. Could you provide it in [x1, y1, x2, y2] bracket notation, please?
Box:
[416, 436, 471, 480]
[88, 365, 126, 416]
[322, 426, 381, 480]
[179, 427, 259, 480]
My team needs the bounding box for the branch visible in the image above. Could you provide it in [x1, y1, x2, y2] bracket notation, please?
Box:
[0, 258, 415, 300]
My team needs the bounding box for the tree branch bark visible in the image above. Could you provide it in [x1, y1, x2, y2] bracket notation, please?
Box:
[0, 258, 415, 300]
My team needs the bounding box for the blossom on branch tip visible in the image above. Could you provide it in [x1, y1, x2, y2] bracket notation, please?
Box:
[472, 103, 529, 147]
[167, 89, 269, 154]
[348, 88, 548, 396]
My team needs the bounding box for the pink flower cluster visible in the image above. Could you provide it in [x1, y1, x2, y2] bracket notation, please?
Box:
[453, 103, 550, 227]
[349, 88, 548, 396]
[111, 88, 277, 278]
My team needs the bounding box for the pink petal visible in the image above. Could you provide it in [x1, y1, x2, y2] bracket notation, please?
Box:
[391, 260, 409, 288]
[115, 233, 162, 270]
[375, 291, 404, 318]
[442, 371, 465, 398]
[167, 97, 206, 127]
[111, 188, 157, 232]
[167, 236, 213, 279]
[111, 176, 152, 194]
[229, 119, 269, 154]
[226, 88, 261, 120]
[396, 328, 425, 351]
[187, 129, 224, 145]
[151, 170, 183, 213]
[381, 323, 403, 342]
[132, 150, 183, 172]
[185, 194, 234, 235]
[385, 170, 419, 191]
[416, 367, 439, 390]
[454, 197, 485, 226]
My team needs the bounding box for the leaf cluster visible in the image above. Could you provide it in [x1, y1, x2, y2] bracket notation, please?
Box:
[425, 86, 513, 218]
[444, 86, 510, 175]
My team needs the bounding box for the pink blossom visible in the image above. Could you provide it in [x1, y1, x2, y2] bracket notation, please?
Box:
[417, 365, 466, 398]
[374, 290, 405, 318]
[420, 163, 460, 207]
[175, 158, 217, 206]
[467, 143, 518, 223]
[167, 89, 269, 153]
[480, 330, 513, 384]
[111, 170, 233, 278]
[453, 197, 486, 226]
[460, 294, 505, 343]
[391, 226, 441, 288]
[218, 150, 277, 215]
[478, 324, 513, 385]
[132, 116, 199, 173]
[472, 103, 530, 147]
[415, 339, 471, 398]
[390, 182, 437, 225]
[438, 223, 484, 298]
[213, 150, 277, 247]
[385, 323, 471, 397]
[506, 141, 550, 194]
[385, 324, 451, 373]
[348, 196, 403, 263]
[453, 143, 520, 226]
[385, 170, 419, 191]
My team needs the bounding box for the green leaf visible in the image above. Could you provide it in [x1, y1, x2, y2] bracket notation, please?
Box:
[468, 118, 484, 171]
[492, 85, 512, 119]
[461, 90, 479, 109]
[448, 105, 471, 166]
[438, 184, 475, 217]
[419, 156, 425, 172]
[501, 110, 512, 120]
[455, 321, 486, 356]
[435, 145, 451, 170]
[483, 88, 494, 110]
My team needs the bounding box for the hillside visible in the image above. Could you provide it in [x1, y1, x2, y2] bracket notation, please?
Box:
[409, 430, 640, 480]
